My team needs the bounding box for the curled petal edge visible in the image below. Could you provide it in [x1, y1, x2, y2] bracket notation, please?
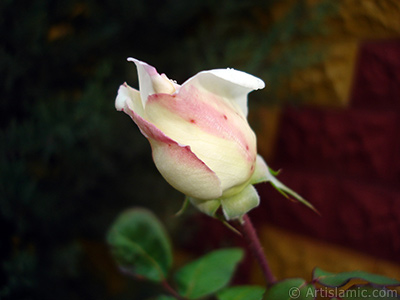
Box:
[127, 58, 176, 107]
[182, 68, 265, 117]
[116, 83, 144, 116]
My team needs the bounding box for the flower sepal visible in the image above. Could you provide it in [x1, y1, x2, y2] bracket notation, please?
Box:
[187, 183, 260, 221]
[251, 155, 318, 213]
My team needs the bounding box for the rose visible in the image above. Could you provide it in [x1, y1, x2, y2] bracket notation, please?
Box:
[115, 58, 312, 220]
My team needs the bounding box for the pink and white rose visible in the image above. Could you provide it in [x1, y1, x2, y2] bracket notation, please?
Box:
[115, 58, 310, 220]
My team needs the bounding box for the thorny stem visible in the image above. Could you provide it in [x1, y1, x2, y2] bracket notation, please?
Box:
[240, 214, 276, 286]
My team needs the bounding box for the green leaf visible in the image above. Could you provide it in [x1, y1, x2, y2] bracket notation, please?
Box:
[313, 267, 400, 287]
[174, 248, 244, 299]
[264, 278, 315, 300]
[341, 286, 399, 300]
[217, 285, 266, 300]
[106, 208, 172, 282]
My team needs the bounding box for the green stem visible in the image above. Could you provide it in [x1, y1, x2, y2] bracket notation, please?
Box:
[240, 214, 276, 286]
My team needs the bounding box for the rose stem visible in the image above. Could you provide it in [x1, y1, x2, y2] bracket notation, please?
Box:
[162, 280, 185, 300]
[240, 214, 276, 286]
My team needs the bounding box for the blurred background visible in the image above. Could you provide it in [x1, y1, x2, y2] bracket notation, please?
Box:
[1, 0, 399, 299]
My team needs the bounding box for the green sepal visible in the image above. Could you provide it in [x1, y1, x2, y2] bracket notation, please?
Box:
[175, 197, 190, 217]
[215, 215, 243, 236]
[268, 174, 318, 213]
[188, 197, 221, 217]
[189, 184, 260, 221]
[268, 167, 281, 177]
[251, 155, 318, 213]
[220, 184, 260, 220]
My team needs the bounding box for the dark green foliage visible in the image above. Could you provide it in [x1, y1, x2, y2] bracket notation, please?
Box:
[107, 209, 172, 282]
[0, 0, 336, 299]
[174, 248, 243, 299]
[107, 209, 252, 300]
[217, 285, 265, 300]
[264, 278, 315, 300]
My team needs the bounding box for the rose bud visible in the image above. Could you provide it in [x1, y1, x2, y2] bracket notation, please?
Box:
[115, 58, 314, 220]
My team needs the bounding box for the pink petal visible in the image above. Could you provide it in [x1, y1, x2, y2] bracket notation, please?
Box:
[146, 85, 256, 164]
[145, 89, 257, 192]
[124, 105, 223, 200]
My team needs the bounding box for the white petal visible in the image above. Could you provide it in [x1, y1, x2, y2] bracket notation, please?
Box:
[182, 68, 265, 116]
[127, 58, 175, 107]
[115, 83, 144, 117]
[206, 68, 265, 90]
